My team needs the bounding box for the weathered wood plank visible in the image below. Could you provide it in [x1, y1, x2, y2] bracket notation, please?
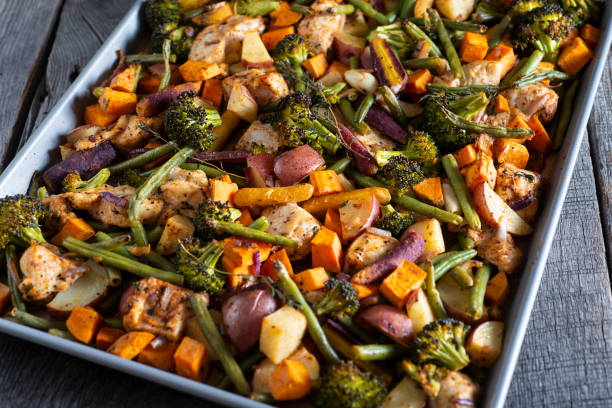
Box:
[0, 0, 64, 168]
[506, 138, 612, 407]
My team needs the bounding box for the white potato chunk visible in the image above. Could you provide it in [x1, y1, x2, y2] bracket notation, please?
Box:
[259, 305, 307, 363]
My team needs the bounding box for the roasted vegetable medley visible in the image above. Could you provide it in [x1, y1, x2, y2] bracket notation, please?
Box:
[1, 0, 603, 406]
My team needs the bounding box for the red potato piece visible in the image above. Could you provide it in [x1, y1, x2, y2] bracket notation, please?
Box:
[333, 32, 366, 66]
[466, 321, 504, 367]
[273, 145, 325, 186]
[358, 304, 414, 346]
[241, 32, 274, 68]
[472, 182, 533, 236]
[337, 124, 378, 175]
[136, 82, 201, 117]
[436, 371, 479, 408]
[339, 195, 380, 241]
[437, 274, 487, 325]
[351, 231, 425, 285]
[246, 153, 276, 187]
[222, 289, 278, 354]
[118, 284, 136, 317]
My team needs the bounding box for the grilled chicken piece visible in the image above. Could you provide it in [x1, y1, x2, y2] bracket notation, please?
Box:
[222, 69, 289, 106]
[495, 163, 542, 223]
[223, 15, 266, 64]
[344, 231, 398, 273]
[500, 85, 559, 123]
[160, 167, 209, 218]
[189, 25, 227, 65]
[73, 115, 161, 153]
[436, 371, 479, 408]
[235, 121, 283, 153]
[44, 194, 78, 230]
[19, 244, 88, 302]
[298, 0, 346, 54]
[122, 277, 194, 342]
[467, 227, 523, 274]
[261, 203, 322, 260]
[483, 108, 525, 128]
[352, 125, 396, 156]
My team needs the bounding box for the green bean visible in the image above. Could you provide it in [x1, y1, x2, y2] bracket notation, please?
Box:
[338, 99, 369, 134]
[328, 157, 352, 174]
[501, 50, 543, 87]
[511, 70, 575, 90]
[428, 9, 464, 81]
[469, 263, 491, 319]
[108, 144, 176, 174]
[10, 309, 66, 330]
[179, 163, 247, 187]
[104, 317, 125, 330]
[457, 231, 474, 250]
[48, 328, 77, 340]
[208, 219, 297, 248]
[380, 86, 409, 127]
[92, 233, 131, 251]
[335, 4, 356, 14]
[438, 104, 533, 138]
[433, 249, 477, 281]
[450, 262, 475, 287]
[125, 53, 173, 65]
[402, 20, 442, 57]
[487, 14, 511, 50]
[191, 294, 251, 396]
[351, 344, 407, 360]
[248, 216, 270, 231]
[158, 39, 172, 91]
[427, 83, 498, 96]
[349, 55, 360, 69]
[424, 262, 447, 319]
[355, 94, 375, 124]
[403, 57, 449, 75]
[442, 154, 481, 231]
[409, 17, 488, 33]
[218, 351, 266, 390]
[95, 232, 138, 260]
[146, 226, 164, 245]
[6, 246, 25, 312]
[346, 0, 389, 25]
[335, 313, 378, 344]
[553, 80, 579, 150]
[399, 0, 415, 18]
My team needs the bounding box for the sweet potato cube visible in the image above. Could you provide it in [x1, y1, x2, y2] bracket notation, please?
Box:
[294, 267, 329, 291]
[380, 260, 427, 307]
[237, 207, 253, 226]
[352, 283, 378, 299]
[0, 283, 9, 314]
[558, 37, 593, 75]
[310, 170, 344, 196]
[580, 23, 600, 48]
[108, 331, 155, 359]
[464, 154, 496, 191]
[137, 74, 162, 94]
[311, 227, 343, 273]
[96, 327, 125, 350]
[527, 114, 552, 154]
[303, 54, 328, 79]
[486, 272, 509, 306]
[174, 336, 209, 381]
[179, 60, 225, 82]
[110, 64, 141, 93]
[50, 218, 95, 246]
[405, 69, 432, 95]
[485, 44, 516, 77]
[412, 177, 444, 207]
[323, 208, 343, 240]
[271, 3, 302, 27]
[327, 61, 349, 76]
[262, 26, 295, 51]
[460, 32, 488, 63]
[84, 104, 118, 127]
[493, 139, 529, 169]
[66, 306, 104, 344]
[98, 87, 137, 115]
[209, 177, 239, 205]
[268, 359, 313, 400]
[262, 249, 293, 280]
[223, 256, 251, 289]
[453, 144, 477, 168]
[495, 95, 509, 113]
[201, 78, 223, 108]
[508, 114, 530, 131]
[138, 339, 179, 372]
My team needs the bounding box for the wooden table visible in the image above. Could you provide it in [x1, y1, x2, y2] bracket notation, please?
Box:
[1, 1, 612, 406]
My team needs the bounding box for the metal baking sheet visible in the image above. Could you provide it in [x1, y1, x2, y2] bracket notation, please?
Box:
[0, 1, 610, 406]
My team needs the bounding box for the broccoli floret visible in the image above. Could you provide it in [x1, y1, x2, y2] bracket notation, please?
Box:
[375, 130, 440, 176]
[194, 199, 242, 240]
[508, 0, 547, 17]
[314, 278, 359, 317]
[312, 361, 387, 408]
[0, 195, 49, 247]
[376, 155, 425, 196]
[262, 92, 339, 154]
[151, 22, 195, 62]
[413, 318, 471, 370]
[561, 0, 601, 23]
[374, 204, 415, 237]
[510, 4, 575, 62]
[62, 168, 110, 192]
[144, 0, 181, 29]
[236, 0, 280, 16]
[367, 23, 415, 60]
[272, 34, 314, 92]
[402, 361, 449, 398]
[119, 169, 146, 188]
[164, 91, 222, 151]
[176, 237, 225, 294]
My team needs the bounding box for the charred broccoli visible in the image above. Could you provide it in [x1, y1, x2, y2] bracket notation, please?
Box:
[144, 0, 181, 29]
[119, 169, 146, 188]
[62, 168, 110, 192]
[508, 0, 547, 17]
[164, 91, 222, 151]
[272, 34, 314, 92]
[262, 92, 339, 154]
[151, 22, 195, 62]
[236, 0, 280, 16]
[375, 130, 440, 176]
[314, 278, 359, 317]
[376, 155, 425, 196]
[0, 195, 49, 247]
[402, 361, 449, 398]
[194, 199, 242, 239]
[413, 318, 471, 370]
[374, 204, 415, 237]
[176, 237, 225, 294]
[312, 361, 387, 408]
[561, 0, 601, 22]
[367, 22, 415, 60]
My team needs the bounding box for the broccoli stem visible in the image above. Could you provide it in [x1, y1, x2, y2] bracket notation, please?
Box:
[457, 231, 474, 249]
[409, 17, 487, 33]
[501, 50, 544, 87]
[338, 99, 369, 134]
[450, 262, 475, 287]
[217, 351, 266, 390]
[510, 70, 575, 90]
[130, 146, 195, 246]
[346, 0, 390, 25]
[82, 168, 111, 190]
[48, 328, 77, 340]
[334, 313, 378, 344]
[10, 309, 67, 331]
[146, 225, 164, 244]
[355, 94, 375, 124]
[553, 80, 579, 150]
[158, 39, 172, 91]
[274, 261, 340, 364]
[328, 157, 352, 174]
[22, 226, 46, 243]
[179, 163, 248, 187]
[346, 169, 464, 225]
[206, 219, 298, 248]
[424, 262, 447, 319]
[351, 344, 407, 360]
[428, 9, 464, 81]
[441, 154, 481, 231]
[403, 57, 449, 75]
[402, 20, 443, 57]
[63, 237, 184, 285]
[487, 14, 511, 50]
[191, 294, 251, 396]
[469, 263, 491, 319]
[399, 0, 416, 18]
[6, 246, 25, 312]
[108, 144, 176, 174]
[431, 249, 477, 281]
[380, 86, 409, 127]
[437, 103, 533, 138]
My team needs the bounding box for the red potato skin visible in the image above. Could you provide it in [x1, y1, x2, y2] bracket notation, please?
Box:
[358, 304, 414, 346]
[273, 145, 325, 186]
[337, 123, 378, 175]
[118, 284, 136, 317]
[222, 289, 278, 354]
[246, 153, 276, 187]
[43, 140, 117, 192]
[339, 195, 380, 241]
[472, 182, 532, 236]
[136, 82, 201, 117]
[334, 36, 363, 66]
[351, 231, 425, 285]
[364, 103, 409, 144]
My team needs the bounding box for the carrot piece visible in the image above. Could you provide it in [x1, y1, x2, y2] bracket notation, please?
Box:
[268, 359, 313, 400]
[294, 267, 329, 291]
[379, 260, 427, 307]
[464, 153, 496, 191]
[66, 306, 104, 344]
[50, 218, 95, 246]
[405, 69, 432, 95]
[209, 177, 239, 205]
[526, 115, 552, 154]
[324, 208, 343, 240]
[236, 207, 253, 226]
[98, 87, 137, 115]
[84, 104, 119, 127]
[493, 139, 529, 169]
[262, 249, 293, 280]
[138, 339, 179, 372]
[0, 283, 9, 315]
[558, 36, 593, 75]
[412, 177, 444, 207]
[495, 95, 509, 113]
[453, 144, 478, 168]
[272, 6, 302, 27]
[174, 336, 209, 381]
[485, 44, 516, 77]
[303, 54, 328, 79]
[311, 227, 343, 273]
[485, 272, 509, 306]
[262, 26, 295, 51]
[310, 170, 344, 196]
[96, 327, 126, 350]
[108, 331, 155, 359]
[580, 23, 600, 48]
[352, 283, 378, 299]
[201, 78, 223, 108]
[179, 60, 225, 82]
[460, 32, 488, 63]
[110, 64, 141, 93]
